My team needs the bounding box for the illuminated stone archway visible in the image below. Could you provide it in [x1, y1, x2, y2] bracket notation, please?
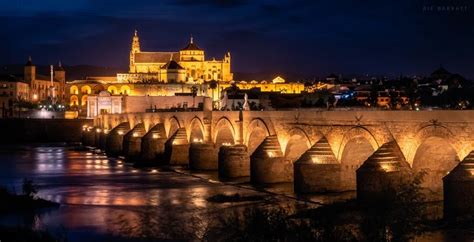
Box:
[412, 136, 459, 198]
[107, 85, 118, 95]
[189, 117, 205, 143]
[70, 95, 78, 106]
[246, 118, 271, 155]
[284, 127, 312, 162]
[70, 85, 78, 95]
[338, 126, 379, 191]
[120, 85, 131, 95]
[167, 116, 181, 138]
[81, 95, 88, 106]
[213, 117, 235, 146]
[80, 85, 91, 94]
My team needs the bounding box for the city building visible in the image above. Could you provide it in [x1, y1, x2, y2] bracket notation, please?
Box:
[23, 57, 66, 103]
[68, 31, 307, 117]
[123, 31, 232, 83]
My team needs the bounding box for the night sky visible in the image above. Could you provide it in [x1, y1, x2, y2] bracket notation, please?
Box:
[1, 0, 473, 78]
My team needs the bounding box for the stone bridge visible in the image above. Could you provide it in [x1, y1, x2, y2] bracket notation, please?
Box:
[82, 109, 474, 215]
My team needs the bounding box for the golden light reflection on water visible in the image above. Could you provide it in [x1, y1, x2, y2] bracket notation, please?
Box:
[3, 146, 275, 239]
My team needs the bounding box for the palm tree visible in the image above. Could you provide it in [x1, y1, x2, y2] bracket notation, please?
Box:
[209, 80, 218, 110]
[191, 86, 198, 109]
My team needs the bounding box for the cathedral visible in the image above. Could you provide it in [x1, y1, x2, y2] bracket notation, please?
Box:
[117, 31, 233, 83]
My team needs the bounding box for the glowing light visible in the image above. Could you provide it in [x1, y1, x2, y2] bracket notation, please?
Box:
[103, 129, 109, 134]
[380, 163, 395, 172]
[117, 131, 124, 135]
[267, 151, 274, 157]
[152, 134, 159, 139]
[221, 142, 232, 146]
[311, 156, 320, 164]
[193, 138, 203, 143]
[33, 94, 38, 100]
[132, 132, 139, 137]
[151, 169, 158, 173]
[96, 128, 101, 133]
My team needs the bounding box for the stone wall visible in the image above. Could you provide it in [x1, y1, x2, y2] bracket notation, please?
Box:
[0, 118, 92, 143]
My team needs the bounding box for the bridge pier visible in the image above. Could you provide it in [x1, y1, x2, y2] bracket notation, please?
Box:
[94, 128, 101, 148]
[356, 141, 412, 202]
[218, 145, 250, 178]
[251, 135, 292, 183]
[122, 124, 146, 161]
[105, 122, 130, 157]
[140, 123, 167, 163]
[443, 151, 474, 220]
[189, 142, 219, 170]
[81, 126, 95, 147]
[99, 130, 108, 151]
[294, 137, 341, 193]
[164, 128, 190, 165]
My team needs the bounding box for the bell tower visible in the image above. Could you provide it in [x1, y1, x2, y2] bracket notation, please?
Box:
[130, 30, 141, 73]
[24, 56, 36, 83]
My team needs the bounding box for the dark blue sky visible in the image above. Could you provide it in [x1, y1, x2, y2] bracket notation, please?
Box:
[1, 0, 473, 78]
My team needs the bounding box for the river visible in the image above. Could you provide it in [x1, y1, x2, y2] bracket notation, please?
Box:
[0, 145, 471, 241]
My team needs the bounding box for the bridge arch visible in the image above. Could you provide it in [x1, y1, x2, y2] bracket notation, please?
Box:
[284, 127, 313, 162]
[337, 126, 379, 161]
[410, 125, 460, 196]
[189, 116, 205, 143]
[167, 116, 181, 138]
[337, 126, 379, 190]
[246, 118, 272, 155]
[213, 117, 236, 146]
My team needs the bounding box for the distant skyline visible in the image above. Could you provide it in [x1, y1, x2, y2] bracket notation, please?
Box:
[1, 0, 473, 78]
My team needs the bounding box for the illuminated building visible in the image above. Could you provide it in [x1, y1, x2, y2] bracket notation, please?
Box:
[122, 30, 233, 83]
[24, 57, 66, 103]
[68, 30, 306, 117]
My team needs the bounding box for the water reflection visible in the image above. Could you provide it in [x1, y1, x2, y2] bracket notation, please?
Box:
[0, 146, 286, 241]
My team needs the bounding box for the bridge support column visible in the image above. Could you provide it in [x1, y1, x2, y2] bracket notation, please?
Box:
[164, 128, 190, 165]
[443, 151, 474, 220]
[94, 128, 101, 148]
[122, 124, 146, 162]
[105, 123, 130, 157]
[294, 137, 341, 193]
[356, 141, 412, 202]
[99, 130, 108, 151]
[140, 123, 167, 164]
[251, 135, 292, 183]
[218, 144, 250, 178]
[82, 126, 96, 147]
[189, 143, 218, 170]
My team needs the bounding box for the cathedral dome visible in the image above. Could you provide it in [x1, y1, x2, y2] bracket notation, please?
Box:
[181, 37, 202, 51]
[162, 60, 184, 70]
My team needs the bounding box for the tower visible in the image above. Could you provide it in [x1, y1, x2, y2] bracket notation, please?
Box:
[54, 61, 66, 82]
[222, 51, 232, 81]
[130, 30, 141, 73]
[54, 61, 66, 102]
[24, 56, 36, 83]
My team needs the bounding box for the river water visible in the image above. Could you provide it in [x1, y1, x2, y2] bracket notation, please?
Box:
[0, 145, 471, 241]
